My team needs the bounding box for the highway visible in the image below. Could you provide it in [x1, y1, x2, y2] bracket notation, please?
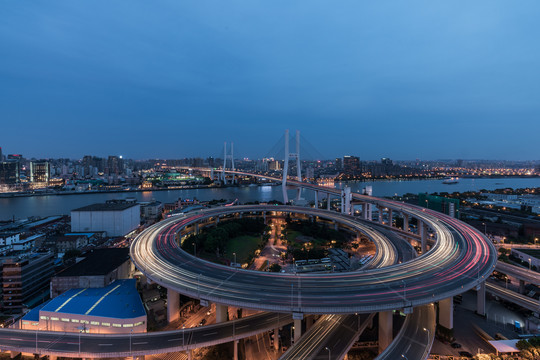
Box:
[375, 304, 435, 360]
[0, 312, 291, 358]
[495, 261, 540, 286]
[486, 282, 540, 313]
[131, 203, 497, 314]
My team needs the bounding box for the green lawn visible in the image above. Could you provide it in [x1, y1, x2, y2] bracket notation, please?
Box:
[286, 230, 302, 243]
[227, 235, 262, 263]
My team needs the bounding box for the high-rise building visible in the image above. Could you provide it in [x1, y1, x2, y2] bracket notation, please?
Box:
[335, 158, 342, 170]
[30, 161, 50, 183]
[0, 147, 3, 162]
[1, 253, 54, 313]
[0, 161, 20, 185]
[343, 155, 360, 175]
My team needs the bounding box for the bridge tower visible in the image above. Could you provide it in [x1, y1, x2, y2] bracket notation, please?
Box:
[222, 142, 235, 184]
[282, 130, 302, 204]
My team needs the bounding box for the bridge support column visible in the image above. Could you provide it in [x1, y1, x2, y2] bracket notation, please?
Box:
[314, 191, 318, 209]
[233, 340, 238, 360]
[439, 297, 454, 330]
[333, 221, 338, 231]
[378, 206, 383, 224]
[403, 213, 409, 232]
[327, 193, 331, 210]
[293, 318, 302, 342]
[378, 311, 393, 353]
[216, 304, 228, 323]
[477, 281, 486, 316]
[274, 327, 280, 350]
[187, 350, 193, 360]
[194, 223, 199, 235]
[387, 208, 393, 227]
[519, 280, 526, 294]
[167, 288, 180, 323]
[263, 212, 267, 224]
[420, 222, 427, 254]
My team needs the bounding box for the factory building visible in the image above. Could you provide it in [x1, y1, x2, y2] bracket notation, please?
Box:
[71, 199, 140, 237]
[21, 279, 146, 333]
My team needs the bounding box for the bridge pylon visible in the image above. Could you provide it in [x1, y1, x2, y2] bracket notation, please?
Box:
[282, 129, 302, 204]
[222, 142, 235, 184]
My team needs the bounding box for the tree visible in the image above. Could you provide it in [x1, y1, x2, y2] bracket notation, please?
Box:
[269, 263, 282, 272]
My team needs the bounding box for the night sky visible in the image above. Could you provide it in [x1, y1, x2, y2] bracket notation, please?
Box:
[1, 1, 539, 160]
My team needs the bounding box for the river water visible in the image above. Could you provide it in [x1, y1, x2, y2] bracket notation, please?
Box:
[0, 177, 538, 221]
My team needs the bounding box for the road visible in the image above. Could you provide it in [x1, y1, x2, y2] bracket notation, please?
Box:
[0, 312, 292, 358]
[131, 204, 497, 314]
[495, 261, 540, 286]
[486, 282, 540, 313]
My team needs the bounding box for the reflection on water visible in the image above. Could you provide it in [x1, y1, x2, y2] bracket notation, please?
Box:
[0, 178, 538, 221]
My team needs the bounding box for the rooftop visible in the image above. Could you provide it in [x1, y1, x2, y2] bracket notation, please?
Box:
[55, 248, 130, 277]
[25, 279, 145, 320]
[72, 202, 139, 212]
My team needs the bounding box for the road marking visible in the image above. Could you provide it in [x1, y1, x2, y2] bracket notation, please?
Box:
[133, 342, 148, 345]
[202, 331, 218, 336]
[236, 324, 250, 329]
[167, 338, 182, 342]
[67, 342, 78, 345]
[9, 338, 22, 341]
[98, 343, 113, 346]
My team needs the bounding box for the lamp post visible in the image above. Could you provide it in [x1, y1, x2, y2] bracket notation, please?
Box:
[528, 258, 532, 271]
[79, 329, 83, 355]
[35, 327, 38, 353]
[192, 242, 196, 256]
[401, 355, 408, 360]
[423, 327, 430, 342]
[290, 326, 295, 345]
[233, 252, 237, 270]
[182, 325, 185, 345]
[325, 346, 331, 360]
[402, 280, 406, 302]
[130, 329, 133, 355]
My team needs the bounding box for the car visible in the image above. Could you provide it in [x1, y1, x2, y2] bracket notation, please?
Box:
[459, 351, 473, 358]
[199, 318, 207, 326]
[206, 310, 211, 316]
[451, 342, 462, 348]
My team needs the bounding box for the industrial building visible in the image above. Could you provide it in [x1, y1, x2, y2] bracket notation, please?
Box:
[71, 199, 140, 237]
[21, 279, 146, 334]
[50, 248, 132, 298]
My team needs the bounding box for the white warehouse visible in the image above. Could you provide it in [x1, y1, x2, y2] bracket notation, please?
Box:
[71, 199, 140, 237]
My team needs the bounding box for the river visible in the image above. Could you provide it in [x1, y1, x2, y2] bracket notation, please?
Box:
[0, 177, 538, 221]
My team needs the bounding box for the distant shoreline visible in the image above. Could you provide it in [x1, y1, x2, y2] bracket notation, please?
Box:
[0, 175, 537, 199]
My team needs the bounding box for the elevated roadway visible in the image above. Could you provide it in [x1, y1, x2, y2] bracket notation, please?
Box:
[0, 312, 291, 358]
[131, 204, 497, 314]
[495, 261, 540, 286]
[486, 283, 540, 313]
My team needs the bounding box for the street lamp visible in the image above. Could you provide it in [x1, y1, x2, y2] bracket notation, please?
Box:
[192, 242, 196, 256]
[528, 258, 532, 271]
[182, 325, 185, 345]
[423, 327, 430, 342]
[401, 355, 408, 360]
[130, 329, 133, 355]
[233, 252, 237, 270]
[291, 326, 295, 345]
[325, 346, 331, 360]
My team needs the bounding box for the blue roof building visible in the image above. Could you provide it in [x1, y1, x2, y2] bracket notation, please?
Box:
[22, 279, 146, 334]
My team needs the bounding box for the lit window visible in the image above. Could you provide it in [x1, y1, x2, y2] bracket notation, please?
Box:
[61, 318, 70, 322]
[91, 321, 99, 325]
[40, 316, 49, 320]
[123, 324, 133, 327]
[102, 322, 110, 327]
[112, 324, 121, 327]
[81, 320, 89, 324]
[71, 319, 79, 323]
[51, 317, 59, 321]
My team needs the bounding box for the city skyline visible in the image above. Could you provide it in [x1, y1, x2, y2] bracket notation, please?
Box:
[1, 1, 540, 160]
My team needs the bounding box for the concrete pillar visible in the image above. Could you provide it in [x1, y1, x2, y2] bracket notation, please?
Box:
[327, 193, 331, 210]
[233, 340, 238, 360]
[403, 213, 409, 232]
[439, 297, 454, 330]
[378, 311, 393, 353]
[519, 280, 526, 294]
[194, 223, 199, 235]
[388, 208, 393, 227]
[263, 212, 266, 224]
[187, 350, 193, 360]
[378, 206, 383, 224]
[314, 191, 318, 209]
[167, 288, 180, 323]
[274, 328, 280, 350]
[420, 222, 427, 254]
[216, 304, 228, 323]
[293, 318, 302, 342]
[477, 282, 486, 316]
[334, 221, 338, 231]
[306, 315, 314, 330]
[361, 203, 367, 220]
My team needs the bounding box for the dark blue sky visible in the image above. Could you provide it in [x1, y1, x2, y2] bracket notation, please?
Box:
[1, 1, 539, 160]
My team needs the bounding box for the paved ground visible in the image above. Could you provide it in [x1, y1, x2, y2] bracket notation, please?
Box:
[431, 290, 528, 358]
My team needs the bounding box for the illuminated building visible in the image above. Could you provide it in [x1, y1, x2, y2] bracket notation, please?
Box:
[30, 160, 50, 184]
[0, 161, 19, 185]
[21, 279, 146, 334]
[343, 155, 360, 175]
